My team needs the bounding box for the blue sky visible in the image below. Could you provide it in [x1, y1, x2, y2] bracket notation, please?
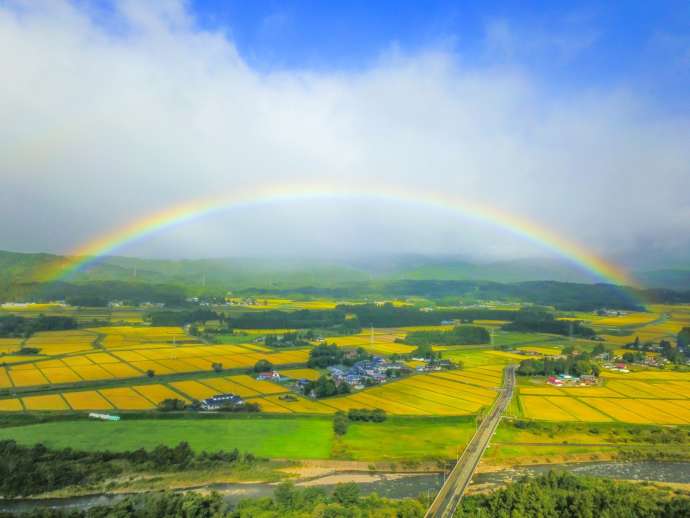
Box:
[188, 0, 690, 109]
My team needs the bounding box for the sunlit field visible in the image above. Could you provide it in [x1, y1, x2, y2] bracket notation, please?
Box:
[0, 308, 687, 432]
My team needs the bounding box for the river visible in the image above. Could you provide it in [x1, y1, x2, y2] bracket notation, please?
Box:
[0, 461, 688, 513]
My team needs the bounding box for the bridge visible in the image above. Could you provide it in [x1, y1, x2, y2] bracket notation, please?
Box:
[425, 364, 516, 518]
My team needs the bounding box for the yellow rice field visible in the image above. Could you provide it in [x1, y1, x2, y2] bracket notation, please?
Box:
[228, 375, 289, 395]
[132, 384, 190, 405]
[280, 368, 321, 380]
[169, 380, 218, 400]
[22, 394, 69, 411]
[63, 390, 113, 410]
[100, 388, 155, 410]
[262, 394, 336, 414]
[0, 369, 12, 388]
[519, 390, 690, 425]
[70, 364, 114, 381]
[0, 399, 22, 411]
[9, 368, 48, 387]
[516, 345, 562, 355]
[520, 396, 577, 421]
[199, 378, 260, 397]
[40, 366, 82, 384]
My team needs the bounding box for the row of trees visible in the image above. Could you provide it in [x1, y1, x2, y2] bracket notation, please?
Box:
[0, 315, 77, 338]
[623, 327, 690, 364]
[307, 344, 369, 368]
[502, 306, 596, 338]
[265, 331, 313, 348]
[224, 309, 358, 331]
[304, 375, 351, 398]
[148, 308, 219, 326]
[517, 357, 600, 377]
[8, 471, 685, 517]
[347, 408, 386, 422]
[337, 302, 517, 327]
[457, 471, 690, 517]
[0, 440, 257, 497]
[32, 280, 188, 306]
[22, 481, 425, 518]
[398, 325, 490, 346]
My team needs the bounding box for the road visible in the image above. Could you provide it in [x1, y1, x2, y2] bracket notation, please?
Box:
[425, 364, 516, 518]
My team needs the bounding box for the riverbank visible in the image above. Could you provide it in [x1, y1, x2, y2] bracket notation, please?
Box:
[2, 460, 690, 515]
[467, 460, 690, 496]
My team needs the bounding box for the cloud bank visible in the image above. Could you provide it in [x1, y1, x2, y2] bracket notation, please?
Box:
[1, 1, 689, 266]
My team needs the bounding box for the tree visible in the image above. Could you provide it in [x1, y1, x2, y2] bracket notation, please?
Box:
[146, 369, 155, 378]
[400, 325, 490, 347]
[332, 482, 360, 505]
[305, 375, 348, 398]
[333, 411, 349, 436]
[212, 362, 223, 373]
[274, 481, 297, 509]
[157, 398, 186, 411]
[254, 359, 273, 373]
[592, 343, 606, 356]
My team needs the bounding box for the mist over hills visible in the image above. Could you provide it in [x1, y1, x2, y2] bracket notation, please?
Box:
[1, 249, 688, 291]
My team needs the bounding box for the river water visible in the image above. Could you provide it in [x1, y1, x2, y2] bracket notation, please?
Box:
[0, 461, 688, 513]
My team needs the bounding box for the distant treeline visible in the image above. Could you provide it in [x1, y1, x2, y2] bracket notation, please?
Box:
[338, 303, 517, 327]
[6, 279, 690, 311]
[0, 315, 77, 338]
[147, 308, 355, 329]
[252, 280, 653, 311]
[151, 305, 596, 340]
[149, 309, 219, 326]
[2, 281, 188, 306]
[399, 325, 490, 346]
[457, 471, 690, 517]
[0, 440, 256, 498]
[227, 309, 356, 330]
[501, 307, 595, 338]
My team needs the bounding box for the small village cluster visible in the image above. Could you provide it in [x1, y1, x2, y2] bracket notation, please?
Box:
[325, 356, 406, 390]
[546, 373, 597, 386]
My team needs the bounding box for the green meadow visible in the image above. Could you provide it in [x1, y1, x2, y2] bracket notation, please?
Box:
[0, 415, 479, 461]
[0, 417, 333, 459]
[340, 416, 477, 461]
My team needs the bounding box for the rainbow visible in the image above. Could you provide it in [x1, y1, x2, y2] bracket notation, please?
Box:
[39, 182, 639, 288]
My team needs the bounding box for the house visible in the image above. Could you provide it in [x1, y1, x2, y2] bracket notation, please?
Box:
[200, 393, 244, 410]
[256, 370, 281, 381]
[327, 366, 346, 379]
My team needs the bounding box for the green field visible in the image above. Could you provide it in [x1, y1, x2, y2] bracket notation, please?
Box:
[0, 417, 333, 459]
[0, 415, 482, 461]
[484, 419, 690, 464]
[491, 332, 561, 347]
[340, 416, 476, 461]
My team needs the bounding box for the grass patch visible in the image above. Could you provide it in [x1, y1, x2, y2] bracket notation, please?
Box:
[0, 416, 333, 459]
[339, 416, 477, 461]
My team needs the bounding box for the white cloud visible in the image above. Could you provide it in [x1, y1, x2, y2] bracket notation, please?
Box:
[0, 1, 688, 265]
